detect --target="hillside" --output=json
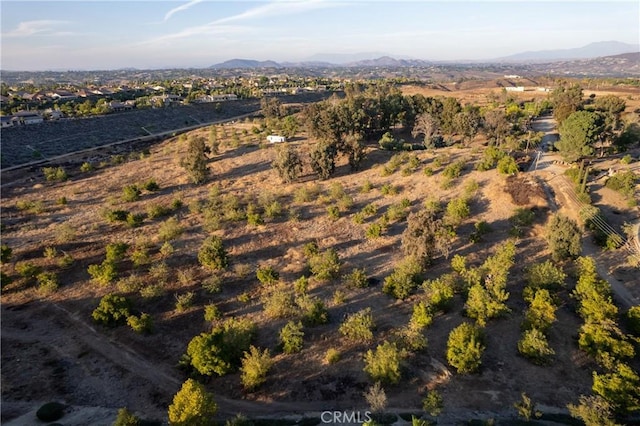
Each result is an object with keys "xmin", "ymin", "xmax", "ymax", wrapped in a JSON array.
[{"xmin": 1, "ymin": 90, "xmax": 639, "ymax": 425}]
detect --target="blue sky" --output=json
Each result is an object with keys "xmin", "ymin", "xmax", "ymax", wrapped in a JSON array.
[{"xmin": 1, "ymin": 0, "xmax": 638, "ymax": 70}]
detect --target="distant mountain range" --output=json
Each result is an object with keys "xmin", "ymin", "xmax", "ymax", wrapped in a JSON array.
[
  {"xmin": 210, "ymin": 41, "xmax": 639, "ymax": 69},
  {"xmin": 495, "ymin": 41, "xmax": 639, "ymax": 62}
]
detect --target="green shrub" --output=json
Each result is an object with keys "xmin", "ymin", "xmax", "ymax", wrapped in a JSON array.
[
  {"xmin": 36, "ymin": 401, "xmax": 65, "ymax": 422},
  {"xmin": 146, "ymin": 203, "xmax": 171, "ymax": 219},
  {"xmin": 0, "ymin": 244, "xmax": 12, "ymax": 264},
  {"xmin": 592, "ymin": 362, "xmax": 640, "ymax": 414},
  {"xmin": 382, "ymin": 256, "xmax": 423, "ymax": 300},
  {"xmin": 546, "ymin": 214, "xmax": 581, "ymax": 261},
  {"xmin": 279, "ymin": 321, "xmax": 304, "ymax": 354},
  {"xmin": 339, "ymin": 308, "xmax": 375, "ymax": 343},
  {"xmin": 394, "ymin": 324, "xmax": 428, "ymax": 352},
  {"xmin": 363, "ymin": 341, "xmax": 402, "ymax": 384},
  {"xmin": 159, "ymin": 241, "xmax": 174, "ymax": 258},
  {"xmin": 42, "ymin": 166, "xmax": 68, "ymax": 182},
  {"xmin": 92, "ymin": 294, "xmax": 131, "ymax": 327},
  {"xmin": 16, "ymin": 261, "xmax": 41, "ymax": 279},
  {"xmin": 380, "ymin": 183, "xmax": 399, "ymax": 196},
  {"xmin": 327, "ymin": 205, "xmax": 340, "ymax": 220},
  {"xmin": 324, "ymin": 348, "xmax": 341, "ymax": 364},
  {"xmin": 256, "ymin": 265, "xmax": 279, "ymax": 285},
  {"xmin": 105, "ymin": 242, "xmax": 129, "ymax": 263},
  {"xmin": 142, "ymin": 179, "xmax": 160, "ymax": 191},
  {"xmin": 37, "ymin": 271, "xmax": 59, "ymax": 294},
  {"xmin": 262, "ymin": 288, "xmax": 298, "ymax": 319},
  {"xmin": 510, "ymin": 208, "xmax": 535, "ymax": 227},
  {"xmin": 308, "ymin": 248, "xmax": 341, "ymax": 280},
  {"xmin": 294, "ymin": 275, "xmax": 309, "ymax": 294},
  {"xmin": 247, "ymin": 212, "xmax": 264, "ymax": 226},
  {"xmin": 175, "ymin": 292, "xmax": 195, "ymax": 312},
  {"xmin": 186, "ymin": 317, "xmax": 256, "ymax": 376},
  {"xmin": 122, "ymin": 184, "xmax": 141, "ymax": 202},
  {"xmin": 525, "ymin": 260, "xmax": 566, "ymax": 290},
  {"xmin": 158, "ymin": 216, "xmax": 184, "ymax": 242},
  {"xmin": 104, "ymin": 209, "xmax": 129, "ymax": 223},
  {"xmin": 302, "ymin": 241, "xmax": 320, "ymax": 258},
  {"xmin": 57, "ymin": 252, "xmax": 74, "ymax": 269},
  {"xmin": 446, "ymin": 322, "xmax": 485, "ymax": 374},
  {"xmin": 410, "ymin": 301, "xmax": 433, "ymax": 330},
  {"xmin": 442, "ymin": 160, "xmax": 465, "ymax": 179},
  {"xmin": 366, "ymin": 222, "xmax": 385, "ymax": 239},
  {"xmin": 263, "ymin": 200, "xmax": 283, "ymax": 219},
  {"xmin": 127, "ymin": 313, "xmax": 153, "ymax": 334},
  {"xmin": 240, "ymin": 346, "xmax": 273, "ymax": 391},
  {"xmin": 523, "ymin": 289, "xmax": 557, "ymax": 331},
  {"xmin": 627, "ymin": 306, "xmax": 640, "ymax": 336},
  {"xmin": 497, "ymin": 155, "xmax": 519, "ymax": 174},
  {"xmin": 204, "ymin": 304, "xmax": 222, "ymax": 322},
  {"xmin": 297, "ymin": 294, "xmax": 329, "ymax": 326},
  {"xmin": 148, "ymin": 261, "xmax": 169, "ymax": 283},
  {"xmin": 198, "ymin": 236, "xmax": 228, "ymax": 271},
  {"xmin": 423, "ymin": 390, "xmax": 444, "ymax": 417},
  {"xmin": 361, "ymin": 180, "xmax": 374, "ymax": 193},
  {"xmin": 518, "ymin": 328, "xmax": 555, "ymax": 365},
  {"xmin": 344, "ymin": 268, "xmax": 369, "ymax": 288},
  {"xmin": 80, "ymin": 162, "xmax": 94, "ymax": 172},
  {"xmin": 56, "ymin": 196, "xmax": 68, "ymax": 205},
  {"xmin": 168, "ymin": 379, "xmax": 217, "ymax": 425},
  {"xmin": 87, "ymin": 261, "xmax": 117, "ymax": 286},
  {"xmin": 332, "ymin": 289, "xmax": 346, "ymax": 305},
  {"xmin": 445, "ymin": 197, "xmax": 470, "ymax": 225},
  {"xmin": 605, "ymin": 170, "xmax": 637, "ymax": 199},
  {"xmin": 113, "ymin": 407, "xmax": 140, "ymax": 426},
  {"xmin": 423, "ymin": 275, "xmax": 456, "ymax": 312},
  {"xmin": 125, "ymin": 212, "xmax": 143, "ymax": 228},
  {"xmin": 130, "ymin": 246, "xmax": 150, "ymax": 268}
]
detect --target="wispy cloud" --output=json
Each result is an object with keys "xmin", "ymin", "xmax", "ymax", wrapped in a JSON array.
[
  {"xmin": 3, "ymin": 20, "xmax": 71, "ymax": 38},
  {"xmin": 163, "ymin": 0, "xmax": 204, "ymax": 22},
  {"xmin": 213, "ymin": 0, "xmax": 338, "ymax": 25},
  {"xmin": 144, "ymin": 0, "xmax": 343, "ymax": 45}
]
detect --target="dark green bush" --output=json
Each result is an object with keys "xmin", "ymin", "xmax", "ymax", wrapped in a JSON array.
[
  {"xmin": 279, "ymin": 321, "xmax": 304, "ymax": 354},
  {"xmin": 339, "ymin": 308, "xmax": 375, "ymax": 343},
  {"xmin": 198, "ymin": 236, "xmax": 228, "ymax": 271},
  {"xmin": 256, "ymin": 265, "xmax": 280, "ymax": 285},
  {"xmin": 92, "ymin": 294, "xmax": 131, "ymax": 327},
  {"xmin": 36, "ymin": 401, "xmax": 65, "ymax": 422}
]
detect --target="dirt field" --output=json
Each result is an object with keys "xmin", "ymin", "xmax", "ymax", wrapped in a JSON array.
[{"xmin": 1, "ymin": 88, "xmax": 639, "ymax": 425}]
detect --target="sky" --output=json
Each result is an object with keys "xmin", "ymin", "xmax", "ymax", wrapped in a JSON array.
[{"xmin": 1, "ymin": 0, "xmax": 638, "ymax": 71}]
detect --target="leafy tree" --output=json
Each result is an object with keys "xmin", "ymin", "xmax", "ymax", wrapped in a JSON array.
[
  {"xmin": 180, "ymin": 136, "xmax": 209, "ymax": 184},
  {"xmin": 440, "ymin": 97, "xmax": 461, "ymax": 136},
  {"xmin": 279, "ymin": 321, "xmax": 304, "ymax": 354},
  {"xmin": 168, "ymin": 379, "xmax": 217, "ymax": 426},
  {"xmin": 412, "ymin": 112, "xmax": 440, "ymax": 148},
  {"xmin": 446, "ymin": 322, "xmax": 485, "ymax": 374},
  {"xmin": 198, "ymin": 236, "xmax": 228, "ymax": 271},
  {"xmin": 465, "ymin": 284, "xmax": 509, "ymax": 326},
  {"xmin": 556, "ymin": 111, "xmax": 604, "ymax": 162},
  {"xmin": 240, "ymin": 346, "xmax": 273, "ymax": 391},
  {"xmin": 483, "ymin": 109, "xmax": 511, "ymax": 146},
  {"xmin": 260, "ymin": 96, "xmax": 283, "ymax": 119},
  {"xmin": 551, "ymin": 84, "xmax": 583, "ymax": 124},
  {"xmin": 309, "ymin": 140, "xmax": 337, "ymax": 180},
  {"xmin": 92, "ymin": 294, "xmax": 131, "ymax": 327},
  {"xmin": 271, "ymin": 144, "xmax": 303, "ymax": 183},
  {"xmin": 497, "ymin": 155, "xmax": 519, "ymax": 175},
  {"xmin": 546, "ymin": 214, "xmax": 581, "ymax": 261},
  {"xmin": 185, "ymin": 317, "xmax": 256, "ymax": 376},
  {"xmin": 525, "ymin": 261, "xmax": 566, "ymax": 290},
  {"xmin": 363, "ymin": 341, "xmax": 402, "ymax": 384},
  {"xmin": 455, "ymin": 106, "xmax": 482, "ymax": 144},
  {"xmin": 343, "ymin": 132, "xmax": 367, "ymax": 171}
]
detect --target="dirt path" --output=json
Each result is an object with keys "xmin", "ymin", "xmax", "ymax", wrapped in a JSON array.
[{"xmin": 527, "ymin": 118, "xmax": 639, "ymax": 310}]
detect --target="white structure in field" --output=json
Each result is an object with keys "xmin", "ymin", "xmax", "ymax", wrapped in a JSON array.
[{"xmin": 267, "ymin": 135, "xmax": 286, "ymax": 143}]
